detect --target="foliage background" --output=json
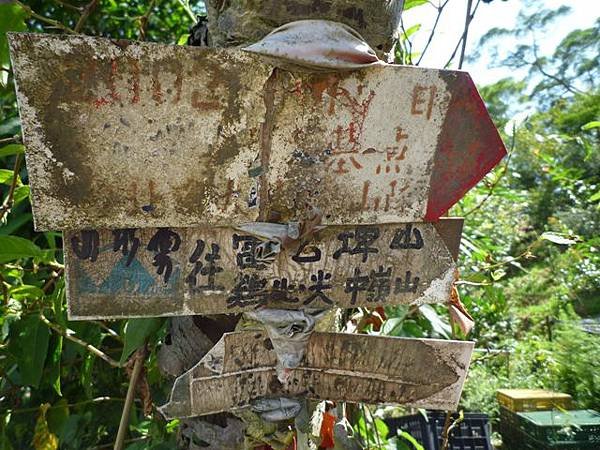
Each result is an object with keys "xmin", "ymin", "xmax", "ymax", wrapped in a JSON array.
[{"xmin": 0, "ymin": 0, "xmax": 598, "ymax": 449}]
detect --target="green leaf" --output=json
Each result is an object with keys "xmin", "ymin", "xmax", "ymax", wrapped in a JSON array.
[
  {"xmin": 541, "ymin": 232, "xmax": 578, "ymax": 246},
  {"xmin": 381, "ymin": 317, "xmax": 404, "ymax": 336},
  {"xmin": 0, "ymin": 236, "xmax": 43, "ymax": 263},
  {"xmin": 396, "ymin": 430, "xmax": 425, "ymax": 450},
  {"xmin": 0, "ymin": 169, "xmax": 17, "ymax": 185},
  {"xmin": 373, "ymin": 418, "xmax": 389, "ymax": 440},
  {"xmin": 12, "ymin": 185, "xmax": 30, "ymax": 206},
  {"xmin": 48, "ymin": 335, "xmax": 63, "ymax": 396},
  {"xmin": 10, "ymin": 315, "xmax": 50, "ymax": 388},
  {"xmin": 32, "ymin": 403, "xmax": 58, "ymax": 450},
  {"xmin": 581, "ymin": 120, "xmax": 600, "ymax": 130},
  {"xmin": 46, "ymin": 399, "xmax": 69, "ymax": 438},
  {"xmin": 176, "ymin": 34, "xmax": 188, "ymax": 45},
  {"xmin": 9, "ymin": 284, "xmax": 45, "ymax": 300},
  {"xmin": 0, "ymin": 117, "xmax": 21, "ymax": 137},
  {"xmin": 1, "ymin": 298, "xmax": 22, "ymax": 341},
  {"xmin": 120, "ymin": 318, "xmax": 163, "ymax": 363},
  {"xmin": 0, "ymin": 3, "xmax": 28, "ymax": 86},
  {"xmin": 0, "ymin": 212, "xmax": 32, "ymax": 235},
  {"xmin": 401, "ymin": 23, "xmax": 422, "ymax": 40},
  {"xmin": 403, "ymin": 0, "xmax": 428, "ymax": 11},
  {"xmin": 165, "ymin": 419, "xmax": 180, "ymax": 433},
  {"xmin": 0, "ymin": 144, "xmax": 24, "ymax": 157},
  {"xmin": 419, "ymin": 305, "xmax": 451, "ymax": 338},
  {"xmin": 589, "ymin": 190, "xmax": 600, "ymax": 203}
]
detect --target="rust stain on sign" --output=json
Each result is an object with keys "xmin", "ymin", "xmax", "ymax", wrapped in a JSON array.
[
  {"xmin": 9, "ymin": 33, "xmax": 505, "ymax": 230},
  {"xmin": 64, "ymin": 219, "xmax": 462, "ymax": 319},
  {"xmin": 159, "ymin": 331, "xmax": 474, "ymax": 418}
]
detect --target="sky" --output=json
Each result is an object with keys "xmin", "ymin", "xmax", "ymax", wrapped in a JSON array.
[{"xmin": 402, "ymin": 0, "xmax": 600, "ymax": 86}]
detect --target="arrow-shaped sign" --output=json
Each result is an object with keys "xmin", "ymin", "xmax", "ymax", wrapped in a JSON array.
[
  {"xmin": 64, "ymin": 219, "xmax": 462, "ymax": 319},
  {"xmin": 10, "ymin": 33, "xmax": 505, "ymax": 231},
  {"xmin": 159, "ymin": 331, "xmax": 474, "ymax": 418}
]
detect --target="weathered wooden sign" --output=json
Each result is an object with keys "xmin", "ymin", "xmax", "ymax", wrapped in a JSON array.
[
  {"xmin": 9, "ymin": 33, "xmax": 506, "ymax": 231},
  {"xmin": 65, "ymin": 219, "xmax": 462, "ymax": 319},
  {"xmin": 159, "ymin": 331, "xmax": 474, "ymax": 418}
]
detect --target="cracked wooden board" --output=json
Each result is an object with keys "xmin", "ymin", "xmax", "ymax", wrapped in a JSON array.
[
  {"xmin": 64, "ymin": 219, "xmax": 462, "ymax": 319},
  {"xmin": 159, "ymin": 331, "xmax": 474, "ymax": 418},
  {"xmin": 9, "ymin": 33, "xmax": 505, "ymax": 230}
]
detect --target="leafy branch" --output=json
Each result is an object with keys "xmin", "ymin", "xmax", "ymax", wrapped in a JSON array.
[
  {"xmin": 39, "ymin": 312, "xmax": 123, "ymax": 368},
  {"xmin": 14, "ymin": 1, "xmax": 75, "ymax": 33}
]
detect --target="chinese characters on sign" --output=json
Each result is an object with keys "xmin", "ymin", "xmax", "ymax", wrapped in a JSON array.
[
  {"xmin": 65, "ymin": 221, "xmax": 461, "ymax": 318},
  {"xmin": 10, "ymin": 33, "xmax": 505, "ymax": 231},
  {"xmin": 159, "ymin": 331, "xmax": 475, "ymax": 418},
  {"xmin": 7, "ymin": 29, "xmax": 508, "ymax": 417}
]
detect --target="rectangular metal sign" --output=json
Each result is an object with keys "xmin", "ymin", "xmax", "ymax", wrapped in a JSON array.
[
  {"xmin": 159, "ymin": 331, "xmax": 474, "ymax": 418},
  {"xmin": 65, "ymin": 219, "xmax": 462, "ymax": 319},
  {"xmin": 9, "ymin": 33, "xmax": 505, "ymax": 231}
]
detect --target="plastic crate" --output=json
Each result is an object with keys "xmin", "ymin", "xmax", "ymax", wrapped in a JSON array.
[
  {"xmin": 386, "ymin": 411, "xmax": 492, "ymax": 450},
  {"xmin": 517, "ymin": 410, "xmax": 600, "ymax": 447},
  {"xmin": 496, "ymin": 389, "xmax": 573, "ymax": 412},
  {"xmin": 498, "ymin": 407, "xmax": 600, "ymax": 449},
  {"xmin": 497, "ymin": 419, "xmax": 600, "ymax": 450}
]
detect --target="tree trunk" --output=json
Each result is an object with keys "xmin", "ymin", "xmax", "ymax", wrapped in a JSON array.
[{"xmin": 157, "ymin": 2, "xmax": 404, "ymax": 448}]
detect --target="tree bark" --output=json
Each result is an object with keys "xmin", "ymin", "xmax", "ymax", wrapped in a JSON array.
[{"xmin": 158, "ymin": 2, "xmax": 404, "ymax": 448}]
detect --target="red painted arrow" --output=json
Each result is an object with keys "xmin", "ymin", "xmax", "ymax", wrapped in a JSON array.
[{"xmin": 425, "ymin": 71, "xmax": 506, "ymax": 220}]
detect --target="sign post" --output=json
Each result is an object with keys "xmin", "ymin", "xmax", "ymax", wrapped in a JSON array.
[
  {"xmin": 10, "ymin": 33, "xmax": 505, "ymax": 230},
  {"xmin": 9, "ymin": 31, "xmax": 506, "ymax": 418},
  {"xmin": 64, "ymin": 220, "xmax": 462, "ymax": 318}
]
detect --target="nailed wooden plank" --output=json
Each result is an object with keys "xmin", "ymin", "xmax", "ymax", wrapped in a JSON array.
[
  {"xmin": 9, "ymin": 33, "xmax": 505, "ymax": 230},
  {"xmin": 159, "ymin": 331, "xmax": 474, "ymax": 418},
  {"xmin": 64, "ymin": 220, "xmax": 461, "ymax": 319}
]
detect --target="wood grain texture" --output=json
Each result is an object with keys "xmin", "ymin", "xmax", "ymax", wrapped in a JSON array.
[
  {"xmin": 64, "ymin": 221, "xmax": 461, "ymax": 318},
  {"xmin": 9, "ymin": 33, "xmax": 505, "ymax": 230},
  {"xmin": 160, "ymin": 331, "xmax": 474, "ymax": 418}
]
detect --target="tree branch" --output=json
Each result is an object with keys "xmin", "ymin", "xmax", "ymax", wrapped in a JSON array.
[
  {"xmin": 53, "ymin": 0, "xmax": 81, "ymax": 12},
  {"xmin": 74, "ymin": 0, "xmax": 100, "ymax": 33},
  {"xmin": 0, "ymin": 136, "xmax": 21, "ymax": 146},
  {"xmin": 445, "ymin": 0, "xmax": 481, "ymax": 68},
  {"xmin": 398, "ymin": 15, "xmax": 414, "ymax": 65},
  {"xmin": 137, "ymin": 0, "xmax": 157, "ymax": 40},
  {"xmin": 114, "ymin": 347, "xmax": 146, "ymax": 450},
  {"xmin": 530, "ymin": 45, "xmax": 583, "ymax": 95},
  {"xmin": 458, "ymin": 0, "xmax": 474, "ymax": 69},
  {"xmin": 15, "ymin": 1, "xmax": 76, "ymax": 33},
  {"xmin": 4, "ymin": 396, "xmax": 126, "ymax": 416},
  {"xmin": 0, "ymin": 153, "xmax": 23, "ymax": 223},
  {"xmin": 416, "ymin": 0, "xmax": 451, "ymax": 66},
  {"xmin": 176, "ymin": 0, "xmax": 198, "ymax": 24},
  {"xmin": 39, "ymin": 312, "xmax": 123, "ymax": 368}
]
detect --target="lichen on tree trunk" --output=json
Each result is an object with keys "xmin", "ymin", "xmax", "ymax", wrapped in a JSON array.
[{"xmin": 206, "ymin": 0, "xmax": 404, "ymax": 54}]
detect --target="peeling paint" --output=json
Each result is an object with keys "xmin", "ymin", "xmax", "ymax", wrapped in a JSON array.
[
  {"xmin": 9, "ymin": 33, "xmax": 505, "ymax": 231},
  {"xmin": 64, "ymin": 220, "xmax": 461, "ymax": 319},
  {"xmin": 159, "ymin": 331, "xmax": 474, "ymax": 418}
]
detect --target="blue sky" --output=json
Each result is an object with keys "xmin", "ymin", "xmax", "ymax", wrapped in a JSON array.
[{"xmin": 403, "ymin": 0, "xmax": 599, "ymax": 86}]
